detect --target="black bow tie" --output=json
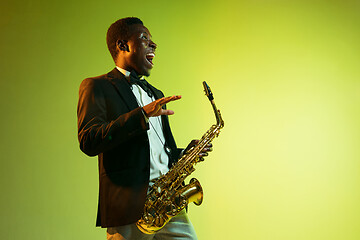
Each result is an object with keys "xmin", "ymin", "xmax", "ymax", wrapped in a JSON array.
[{"xmin": 129, "ymin": 71, "xmax": 153, "ymax": 98}]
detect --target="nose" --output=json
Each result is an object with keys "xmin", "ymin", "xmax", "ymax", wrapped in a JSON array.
[{"xmin": 149, "ymin": 40, "xmax": 157, "ymax": 50}]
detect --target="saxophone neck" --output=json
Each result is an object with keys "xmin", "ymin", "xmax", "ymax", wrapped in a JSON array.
[
  {"xmin": 203, "ymin": 81, "xmax": 224, "ymax": 129},
  {"xmin": 210, "ymin": 100, "xmax": 224, "ymax": 129}
]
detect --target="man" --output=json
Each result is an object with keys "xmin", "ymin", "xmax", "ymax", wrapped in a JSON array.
[{"xmin": 77, "ymin": 17, "xmax": 211, "ymax": 240}]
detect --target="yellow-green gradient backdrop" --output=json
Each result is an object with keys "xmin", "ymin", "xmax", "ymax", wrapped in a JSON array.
[{"xmin": 1, "ymin": 0, "xmax": 359, "ymax": 239}]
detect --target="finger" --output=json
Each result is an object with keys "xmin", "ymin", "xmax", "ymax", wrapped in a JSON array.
[
  {"xmin": 159, "ymin": 95, "xmax": 182, "ymax": 105},
  {"xmin": 156, "ymin": 109, "xmax": 174, "ymax": 116},
  {"xmin": 202, "ymin": 147, "xmax": 213, "ymax": 152},
  {"xmin": 157, "ymin": 97, "xmax": 169, "ymax": 105},
  {"xmin": 161, "ymin": 95, "xmax": 180, "ymax": 104}
]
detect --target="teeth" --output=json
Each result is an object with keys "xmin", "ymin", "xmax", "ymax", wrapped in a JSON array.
[
  {"xmin": 146, "ymin": 53, "xmax": 155, "ymax": 65},
  {"xmin": 146, "ymin": 53, "xmax": 155, "ymax": 58}
]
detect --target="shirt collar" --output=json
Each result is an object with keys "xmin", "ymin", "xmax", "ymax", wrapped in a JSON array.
[
  {"xmin": 116, "ymin": 66, "xmax": 131, "ymax": 79},
  {"xmin": 116, "ymin": 66, "xmax": 146, "ymax": 81}
]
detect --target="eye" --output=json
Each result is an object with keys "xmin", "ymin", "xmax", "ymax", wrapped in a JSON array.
[{"xmin": 141, "ymin": 35, "xmax": 148, "ymax": 40}]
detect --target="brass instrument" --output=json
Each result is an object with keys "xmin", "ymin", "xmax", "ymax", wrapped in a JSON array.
[{"xmin": 136, "ymin": 81, "xmax": 224, "ymax": 234}]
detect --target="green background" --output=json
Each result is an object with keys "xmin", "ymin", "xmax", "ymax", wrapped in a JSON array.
[{"xmin": 1, "ymin": 0, "xmax": 359, "ymax": 239}]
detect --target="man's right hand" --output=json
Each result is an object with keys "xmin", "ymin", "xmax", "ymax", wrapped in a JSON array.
[{"xmin": 142, "ymin": 95, "xmax": 182, "ymax": 117}]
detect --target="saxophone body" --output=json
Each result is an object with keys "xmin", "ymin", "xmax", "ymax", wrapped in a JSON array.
[{"xmin": 136, "ymin": 82, "xmax": 224, "ymax": 234}]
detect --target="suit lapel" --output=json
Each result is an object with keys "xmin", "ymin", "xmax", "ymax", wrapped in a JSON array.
[
  {"xmin": 107, "ymin": 68, "xmax": 139, "ymax": 111},
  {"xmin": 147, "ymin": 83, "xmax": 163, "ymax": 100}
]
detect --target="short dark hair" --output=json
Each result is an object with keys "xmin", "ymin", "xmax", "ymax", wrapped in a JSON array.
[{"xmin": 106, "ymin": 17, "xmax": 144, "ymax": 61}]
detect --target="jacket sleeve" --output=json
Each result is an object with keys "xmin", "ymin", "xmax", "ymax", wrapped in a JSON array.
[{"xmin": 77, "ymin": 78, "xmax": 149, "ymax": 157}]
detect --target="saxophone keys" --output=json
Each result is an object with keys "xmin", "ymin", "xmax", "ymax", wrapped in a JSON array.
[{"xmin": 165, "ymin": 203, "xmax": 178, "ymax": 216}]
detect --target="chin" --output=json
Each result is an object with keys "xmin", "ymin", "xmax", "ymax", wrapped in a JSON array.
[{"xmin": 139, "ymin": 68, "xmax": 151, "ymax": 77}]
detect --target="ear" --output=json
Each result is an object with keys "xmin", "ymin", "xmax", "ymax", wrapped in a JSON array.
[{"xmin": 116, "ymin": 39, "xmax": 129, "ymax": 52}]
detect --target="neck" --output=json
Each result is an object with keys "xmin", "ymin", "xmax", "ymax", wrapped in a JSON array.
[{"xmin": 116, "ymin": 66, "xmax": 130, "ymax": 77}]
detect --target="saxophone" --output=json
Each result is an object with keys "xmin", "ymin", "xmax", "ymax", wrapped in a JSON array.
[{"xmin": 136, "ymin": 81, "xmax": 224, "ymax": 234}]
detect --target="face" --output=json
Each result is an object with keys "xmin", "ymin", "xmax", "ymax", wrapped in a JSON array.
[{"xmin": 121, "ymin": 24, "xmax": 157, "ymax": 77}]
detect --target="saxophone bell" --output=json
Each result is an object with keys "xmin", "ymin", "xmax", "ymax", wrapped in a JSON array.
[{"xmin": 177, "ymin": 178, "xmax": 203, "ymax": 206}]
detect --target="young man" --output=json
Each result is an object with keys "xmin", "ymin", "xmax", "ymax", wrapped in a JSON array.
[{"xmin": 77, "ymin": 17, "xmax": 212, "ymax": 240}]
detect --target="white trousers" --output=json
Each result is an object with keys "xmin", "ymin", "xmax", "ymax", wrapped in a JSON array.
[{"xmin": 106, "ymin": 210, "xmax": 197, "ymax": 240}]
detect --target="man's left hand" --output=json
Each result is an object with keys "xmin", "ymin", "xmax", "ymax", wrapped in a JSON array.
[{"xmin": 185, "ymin": 140, "xmax": 213, "ymax": 160}]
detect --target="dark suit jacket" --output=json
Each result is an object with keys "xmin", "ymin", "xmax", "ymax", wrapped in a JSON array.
[{"xmin": 77, "ymin": 68, "xmax": 181, "ymax": 227}]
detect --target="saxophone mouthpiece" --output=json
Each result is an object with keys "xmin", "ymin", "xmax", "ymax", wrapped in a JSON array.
[{"xmin": 203, "ymin": 81, "xmax": 214, "ymax": 101}]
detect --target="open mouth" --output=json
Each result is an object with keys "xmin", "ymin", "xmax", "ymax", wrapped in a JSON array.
[{"xmin": 146, "ymin": 53, "xmax": 155, "ymax": 65}]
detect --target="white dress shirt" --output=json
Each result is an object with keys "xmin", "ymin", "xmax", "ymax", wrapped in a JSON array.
[{"xmin": 116, "ymin": 67, "xmax": 169, "ymax": 182}]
